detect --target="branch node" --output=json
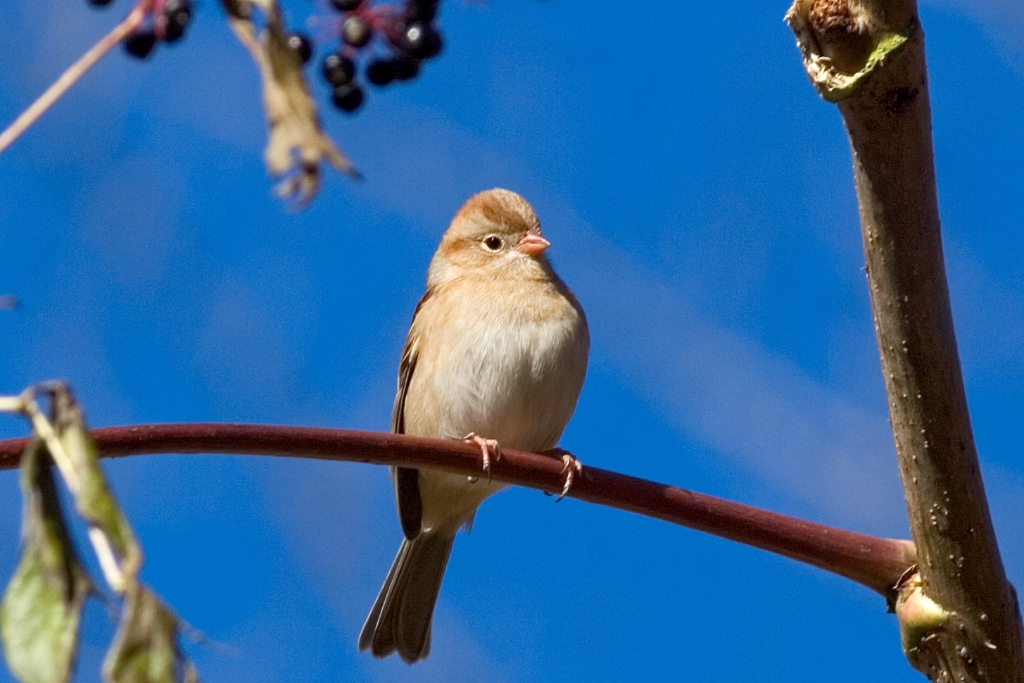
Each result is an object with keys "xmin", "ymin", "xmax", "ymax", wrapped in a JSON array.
[
  {"xmin": 785, "ymin": 0, "xmax": 915, "ymax": 102},
  {"xmin": 896, "ymin": 570, "xmax": 951, "ymax": 656}
]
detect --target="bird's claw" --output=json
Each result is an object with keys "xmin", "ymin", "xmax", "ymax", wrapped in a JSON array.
[
  {"xmin": 556, "ymin": 453, "xmax": 583, "ymax": 502},
  {"xmin": 464, "ymin": 433, "xmax": 501, "ymax": 482}
]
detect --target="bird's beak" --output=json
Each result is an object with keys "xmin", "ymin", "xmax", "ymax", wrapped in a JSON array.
[{"xmin": 517, "ymin": 231, "xmax": 550, "ymax": 256}]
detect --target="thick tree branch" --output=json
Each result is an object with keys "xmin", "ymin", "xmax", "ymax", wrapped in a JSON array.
[
  {"xmin": 787, "ymin": 0, "xmax": 1024, "ymax": 679},
  {"xmin": 0, "ymin": 423, "xmax": 915, "ymax": 599}
]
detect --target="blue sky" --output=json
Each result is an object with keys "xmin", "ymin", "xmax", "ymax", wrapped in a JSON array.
[{"xmin": 1, "ymin": 0, "xmax": 1023, "ymax": 681}]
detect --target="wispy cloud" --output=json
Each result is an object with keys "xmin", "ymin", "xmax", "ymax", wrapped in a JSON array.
[
  {"xmin": 924, "ymin": 0, "xmax": 1024, "ymax": 77},
  {"xmin": 336, "ymin": 103, "xmax": 907, "ymax": 534},
  {"xmin": 556, "ymin": 223, "xmax": 906, "ymax": 535}
]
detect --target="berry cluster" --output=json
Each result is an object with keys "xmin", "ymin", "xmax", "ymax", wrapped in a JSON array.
[
  {"xmin": 84, "ymin": 0, "xmax": 196, "ymax": 59},
  {"xmin": 87, "ymin": 0, "xmax": 442, "ymax": 114},
  {"xmin": 317, "ymin": 0, "xmax": 444, "ymax": 113},
  {"xmin": 86, "ymin": 0, "xmax": 194, "ymax": 56},
  {"xmin": 87, "ymin": 0, "xmax": 193, "ymax": 58}
]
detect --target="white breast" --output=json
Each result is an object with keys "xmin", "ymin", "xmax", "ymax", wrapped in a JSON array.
[{"xmin": 405, "ymin": 276, "xmax": 589, "ymax": 454}]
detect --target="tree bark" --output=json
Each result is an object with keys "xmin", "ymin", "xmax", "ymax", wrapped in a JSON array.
[{"xmin": 786, "ymin": 0, "xmax": 1024, "ymax": 679}]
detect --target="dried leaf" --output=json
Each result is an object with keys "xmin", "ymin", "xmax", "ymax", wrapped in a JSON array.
[
  {"xmin": 102, "ymin": 584, "xmax": 194, "ymax": 683},
  {"xmin": 222, "ymin": 0, "xmax": 357, "ymax": 206},
  {"xmin": 50, "ymin": 387, "xmax": 140, "ymax": 578},
  {"xmin": 0, "ymin": 439, "xmax": 92, "ymax": 683}
]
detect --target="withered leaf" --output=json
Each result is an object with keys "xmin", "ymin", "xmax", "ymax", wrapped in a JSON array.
[
  {"xmin": 50, "ymin": 386, "xmax": 141, "ymax": 578},
  {"xmin": 222, "ymin": 0, "xmax": 357, "ymax": 206},
  {"xmin": 0, "ymin": 438, "xmax": 92, "ymax": 683},
  {"xmin": 102, "ymin": 584, "xmax": 196, "ymax": 683}
]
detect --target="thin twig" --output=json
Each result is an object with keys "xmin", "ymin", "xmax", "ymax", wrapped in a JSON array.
[
  {"xmin": 0, "ymin": 2, "xmax": 150, "ymax": 156},
  {"xmin": 0, "ymin": 423, "xmax": 918, "ymax": 598},
  {"xmin": 0, "ymin": 395, "xmax": 24, "ymax": 412}
]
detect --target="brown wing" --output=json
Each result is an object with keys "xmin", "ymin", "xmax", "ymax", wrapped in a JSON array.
[
  {"xmin": 391, "ymin": 292, "xmax": 431, "ymax": 540},
  {"xmin": 390, "ymin": 336, "xmax": 417, "ymax": 435}
]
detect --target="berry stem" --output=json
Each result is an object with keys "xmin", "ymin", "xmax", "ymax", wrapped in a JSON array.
[
  {"xmin": 359, "ymin": 4, "xmax": 402, "ymax": 44},
  {"xmin": 0, "ymin": 0, "xmax": 152, "ymax": 156}
]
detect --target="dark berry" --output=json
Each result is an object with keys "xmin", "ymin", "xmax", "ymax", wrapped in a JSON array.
[
  {"xmin": 87, "ymin": 0, "xmax": 115, "ymax": 8},
  {"xmin": 321, "ymin": 53, "xmax": 354, "ymax": 85},
  {"xmin": 164, "ymin": 0, "xmax": 192, "ymax": 19},
  {"xmin": 332, "ymin": 83, "xmax": 365, "ymax": 113},
  {"xmin": 330, "ymin": 0, "xmax": 362, "ymax": 11},
  {"xmin": 406, "ymin": 0, "xmax": 438, "ymax": 23},
  {"xmin": 164, "ymin": 21, "xmax": 185, "ymax": 42},
  {"xmin": 286, "ymin": 32, "xmax": 313, "ymax": 64},
  {"xmin": 403, "ymin": 23, "xmax": 442, "ymax": 59},
  {"xmin": 124, "ymin": 30, "xmax": 157, "ymax": 59},
  {"xmin": 342, "ymin": 15, "xmax": 371, "ymax": 48},
  {"xmin": 392, "ymin": 56, "xmax": 420, "ymax": 82},
  {"xmin": 162, "ymin": 0, "xmax": 192, "ymax": 43},
  {"xmin": 366, "ymin": 59, "xmax": 396, "ymax": 86}
]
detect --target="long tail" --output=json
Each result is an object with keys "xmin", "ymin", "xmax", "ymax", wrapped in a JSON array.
[{"xmin": 358, "ymin": 532, "xmax": 456, "ymax": 663}]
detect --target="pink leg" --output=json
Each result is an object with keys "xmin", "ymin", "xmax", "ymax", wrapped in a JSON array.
[
  {"xmin": 558, "ymin": 453, "xmax": 583, "ymax": 502},
  {"xmin": 538, "ymin": 448, "xmax": 584, "ymax": 501},
  {"xmin": 463, "ymin": 433, "xmax": 501, "ymax": 481}
]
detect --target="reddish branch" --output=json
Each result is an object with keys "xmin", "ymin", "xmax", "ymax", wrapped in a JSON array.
[{"xmin": 0, "ymin": 423, "xmax": 915, "ymax": 598}]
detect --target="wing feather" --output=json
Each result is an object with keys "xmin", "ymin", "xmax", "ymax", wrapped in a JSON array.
[{"xmin": 390, "ymin": 292, "xmax": 431, "ymax": 539}]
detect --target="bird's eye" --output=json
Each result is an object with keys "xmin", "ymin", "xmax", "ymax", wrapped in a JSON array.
[{"xmin": 483, "ymin": 236, "xmax": 503, "ymax": 251}]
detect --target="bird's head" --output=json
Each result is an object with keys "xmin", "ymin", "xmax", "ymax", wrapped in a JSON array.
[{"xmin": 428, "ymin": 189, "xmax": 553, "ymax": 287}]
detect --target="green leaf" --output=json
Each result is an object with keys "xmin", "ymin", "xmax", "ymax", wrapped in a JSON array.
[
  {"xmin": 1, "ymin": 439, "xmax": 92, "ymax": 683},
  {"xmin": 103, "ymin": 585, "xmax": 195, "ymax": 683},
  {"xmin": 51, "ymin": 387, "xmax": 140, "ymax": 574}
]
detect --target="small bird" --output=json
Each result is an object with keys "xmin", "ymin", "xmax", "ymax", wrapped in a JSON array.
[{"xmin": 358, "ymin": 188, "xmax": 590, "ymax": 663}]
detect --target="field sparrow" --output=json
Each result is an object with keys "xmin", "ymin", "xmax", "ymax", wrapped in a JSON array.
[{"xmin": 358, "ymin": 188, "xmax": 590, "ymax": 663}]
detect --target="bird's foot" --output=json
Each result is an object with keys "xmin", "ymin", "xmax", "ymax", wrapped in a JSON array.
[
  {"xmin": 537, "ymin": 448, "xmax": 582, "ymax": 501},
  {"xmin": 557, "ymin": 453, "xmax": 583, "ymax": 502},
  {"xmin": 463, "ymin": 433, "xmax": 501, "ymax": 481}
]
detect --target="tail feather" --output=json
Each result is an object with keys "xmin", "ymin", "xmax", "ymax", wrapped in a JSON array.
[{"xmin": 358, "ymin": 532, "xmax": 455, "ymax": 663}]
